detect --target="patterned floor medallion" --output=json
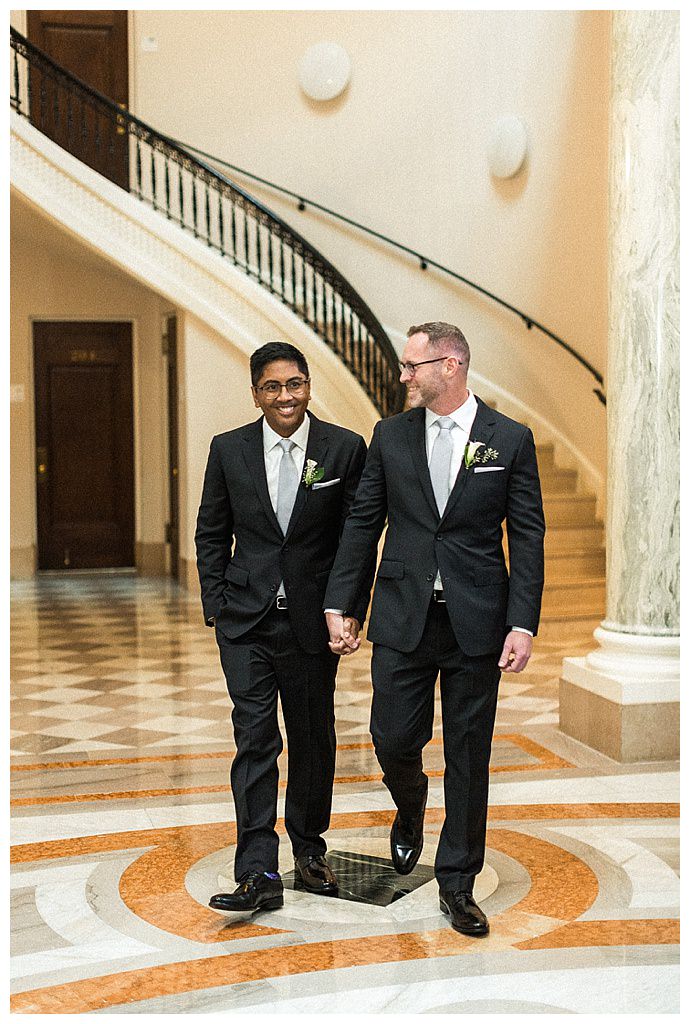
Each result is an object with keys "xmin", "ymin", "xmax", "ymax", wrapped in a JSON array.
[{"xmin": 10, "ymin": 577, "xmax": 679, "ymax": 1014}]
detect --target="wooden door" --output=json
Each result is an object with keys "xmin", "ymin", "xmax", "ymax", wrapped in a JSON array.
[
  {"xmin": 165, "ymin": 316, "xmax": 180, "ymax": 580},
  {"xmin": 34, "ymin": 322, "xmax": 135, "ymax": 570},
  {"xmin": 27, "ymin": 10, "xmax": 129, "ymax": 190}
]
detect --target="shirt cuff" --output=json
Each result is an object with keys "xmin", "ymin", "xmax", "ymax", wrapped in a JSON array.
[
  {"xmin": 511, "ymin": 626, "xmax": 533, "ymax": 636},
  {"xmin": 324, "ymin": 609, "xmax": 345, "ymax": 615}
]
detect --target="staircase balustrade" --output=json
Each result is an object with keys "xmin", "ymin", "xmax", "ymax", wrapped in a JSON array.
[{"xmin": 10, "ymin": 27, "xmax": 404, "ymax": 418}]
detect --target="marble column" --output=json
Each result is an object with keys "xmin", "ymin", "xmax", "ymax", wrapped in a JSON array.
[{"xmin": 560, "ymin": 10, "xmax": 679, "ymax": 762}]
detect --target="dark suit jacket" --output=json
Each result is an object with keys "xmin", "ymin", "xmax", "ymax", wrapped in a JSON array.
[
  {"xmin": 195, "ymin": 411, "xmax": 371, "ymax": 655},
  {"xmin": 324, "ymin": 397, "xmax": 545, "ymax": 656}
]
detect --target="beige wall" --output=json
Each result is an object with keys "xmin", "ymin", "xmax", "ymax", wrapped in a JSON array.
[
  {"xmin": 11, "ymin": 9, "xmax": 612, "ymax": 581},
  {"xmin": 128, "ymin": 9, "xmax": 610, "ymax": 478},
  {"xmin": 10, "ymin": 192, "xmax": 170, "ymax": 576}
]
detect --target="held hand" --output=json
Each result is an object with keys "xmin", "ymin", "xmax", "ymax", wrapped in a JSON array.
[
  {"xmin": 325, "ymin": 612, "xmax": 361, "ymax": 656},
  {"xmin": 498, "ymin": 630, "xmax": 533, "ymax": 673},
  {"xmin": 342, "ymin": 617, "xmax": 361, "ymax": 649}
]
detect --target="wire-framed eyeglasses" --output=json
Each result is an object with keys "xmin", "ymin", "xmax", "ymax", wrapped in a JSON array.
[
  {"xmin": 253, "ymin": 377, "xmax": 311, "ymax": 396},
  {"xmin": 398, "ymin": 356, "xmax": 462, "ymax": 376}
]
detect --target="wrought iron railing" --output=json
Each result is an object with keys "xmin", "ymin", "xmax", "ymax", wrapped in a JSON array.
[
  {"xmin": 174, "ymin": 139, "xmax": 608, "ymax": 407},
  {"xmin": 10, "ymin": 27, "xmax": 404, "ymax": 418}
]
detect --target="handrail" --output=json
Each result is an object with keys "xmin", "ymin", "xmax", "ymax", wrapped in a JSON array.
[
  {"xmin": 9, "ymin": 27, "xmax": 405, "ymax": 418},
  {"xmin": 168, "ymin": 139, "xmax": 607, "ymax": 406}
]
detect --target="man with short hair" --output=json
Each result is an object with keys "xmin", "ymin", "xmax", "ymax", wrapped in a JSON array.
[
  {"xmin": 196, "ymin": 341, "xmax": 370, "ymax": 915},
  {"xmin": 325, "ymin": 322, "xmax": 545, "ymax": 936}
]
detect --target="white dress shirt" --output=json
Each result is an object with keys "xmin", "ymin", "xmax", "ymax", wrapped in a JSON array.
[
  {"xmin": 263, "ymin": 415, "xmax": 310, "ymax": 599},
  {"xmin": 427, "ymin": 392, "xmax": 477, "ymax": 591},
  {"xmin": 263, "ymin": 415, "xmax": 310, "ymax": 510},
  {"xmin": 425, "ymin": 390, "xmax": 478, "ymax": 487}
]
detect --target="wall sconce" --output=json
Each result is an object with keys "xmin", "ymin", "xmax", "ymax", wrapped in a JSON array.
[
  {"xmin": 298, "ymin": 42, "xmax": 351, "ymax": 102},
  {"xmin": 487, "ymin": 116, "xmax": 529, "ymax": 179}
]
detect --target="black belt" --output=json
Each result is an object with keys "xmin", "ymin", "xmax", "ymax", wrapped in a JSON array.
[
  {"xmin": 276, "ymin": 595, "xmax": 288, "ymax": 610},
  {"xmin": 432, "ymin": 589, "xmax": 446, "ymax": 604}
]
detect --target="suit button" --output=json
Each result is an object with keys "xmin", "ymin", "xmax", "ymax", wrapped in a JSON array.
[
  {"xmin": 270, "ymin": 585, "xmax": 277, "ymax": 592},
  {"xmin": 426, "ymin": 574, "xmax": 434, "ymax": 582},
  {"xmin": 436, "ymin": 534, "xmax": 443, "ymax": 541}
]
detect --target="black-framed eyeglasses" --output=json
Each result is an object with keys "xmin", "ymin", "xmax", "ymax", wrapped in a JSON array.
[
  {"xmin": 398, "ymin": 356, "xmax": 462, "ymax": 376},
  {"xmin": 253, "ymin": 377, "xmax": 311, "ymax": 396}
]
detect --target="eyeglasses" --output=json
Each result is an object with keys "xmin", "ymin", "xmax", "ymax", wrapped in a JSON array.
[
  {"xmin": 253, "ymin": 377, "xmax": 311, "ymax": 396},
  {"xmin": 398, "ymin": 356, "xmax": 461, "ymax": 376}
]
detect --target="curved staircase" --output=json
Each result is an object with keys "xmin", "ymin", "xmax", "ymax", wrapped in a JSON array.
[
  {"xmin": 536, "ymin": 443, "xmax": 605, "ymax": 637},
  {"xmin": 10, "ymin": 27, "xmax": 606, "ymax": 632}
]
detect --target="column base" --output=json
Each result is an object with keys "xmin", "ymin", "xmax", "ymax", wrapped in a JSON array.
[{"xmin": 560, "ymin": 626, "xmax": 679, "ymax": 762}]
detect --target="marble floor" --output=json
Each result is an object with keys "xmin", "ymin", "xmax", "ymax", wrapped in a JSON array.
[{"xmin": 10, "ymin": 576, "xmax": 679, "ymax": 1014}]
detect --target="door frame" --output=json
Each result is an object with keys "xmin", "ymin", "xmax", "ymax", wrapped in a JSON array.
[
  {"xmin": 164, "ymin": 314, "xmax": 180, "ymax": 580},
  {"xmin": 30, "ymin": 316, "xmax": 141, "ymax": 571}
]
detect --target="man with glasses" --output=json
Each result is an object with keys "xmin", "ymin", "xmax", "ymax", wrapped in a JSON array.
[
  {"xmin": 325, "ymin": 322, "xmax": 545, "ymax": 936},
  {"xmin": 196, "ymin": 341, "xmax": 371, "ymax": 916}
]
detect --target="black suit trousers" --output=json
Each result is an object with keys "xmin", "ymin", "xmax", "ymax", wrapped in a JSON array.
[
  {"xmin": 215, "ymin": 606, "xmax": 338, "ymax": 879},
  {"xmin": 370, "ymin": 600, "xmax": 500, "ymax": 891}
]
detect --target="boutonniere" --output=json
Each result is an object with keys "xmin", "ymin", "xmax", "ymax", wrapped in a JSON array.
[
  {"xmin": 302, "ymin": 459, "xmax": 325, "ymax": 488},
  {"xmin": 464, "ymin": 441, "xmax": 499, "ymax": 469}
]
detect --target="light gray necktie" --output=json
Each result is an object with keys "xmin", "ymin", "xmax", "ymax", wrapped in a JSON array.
[
  {"xmin": 429, "ymin": 417, "xmax": 455, "ymax": 516},
  {"xmin": 276, "ymin": 439, "xmax": 299, "ymax": 534}
]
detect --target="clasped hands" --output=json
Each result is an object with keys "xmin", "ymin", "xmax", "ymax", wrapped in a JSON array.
[{"xmin": 325, "ymin": 612, "xmax": 361, "ymax": 656}]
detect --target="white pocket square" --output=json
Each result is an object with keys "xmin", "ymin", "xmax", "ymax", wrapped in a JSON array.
[
  {"xmin": 312, "ymin": 478, "xmax": 341, "ymax": 489},
  {"xmin": 474, "ymin": 466, "xmax": 505, "ymax": 473}
]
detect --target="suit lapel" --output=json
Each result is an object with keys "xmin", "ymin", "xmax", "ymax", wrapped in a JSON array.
[
  {"xmin": 284, "ymin": 412, "xmax": 329, "ymax": 539},
  {"xmin": 405, "ymin": 408, "xmax": 439, "ymax": 520},
  {"xmin": 241, "ymin": 418, "xmax": 283, "ymax": 538},
  {"xmin": 439, "ymin": 397, "xmax": 497, "ymax": 525}
]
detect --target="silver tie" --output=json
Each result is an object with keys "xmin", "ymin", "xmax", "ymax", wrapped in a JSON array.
[
  {"xmin": 429, "ymin": 417, "xmax": 455, "ymax": 516},
  {"xmin": 276, "ymin": 439, "xmax": 299, "ymax": 534}
]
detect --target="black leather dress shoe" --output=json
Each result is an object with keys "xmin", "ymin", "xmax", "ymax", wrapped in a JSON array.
[
  {"xmin": 390, "ymin": 798, "xmax": 426, "ymax": 875},
  {"xmin": 439, "ymin": 890, "xmax": 489, "ymax": 936},
  {"xmin": 209, "ymin": 872, "xmax": 283, "ymax": 914},
  {"xmin": 294, "ymin": 854, "xmax": 339, "ymax": 895}
]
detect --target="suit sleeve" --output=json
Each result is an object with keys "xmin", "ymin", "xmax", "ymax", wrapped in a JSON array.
[
  {"xmin": 326, "ymin": 421, "xmax": 388, "ymax": 620},
  {"xmin": 338, "ymin": 434, "xmax": 378, "ymax": 625},
  {"xmin": 505, "ymin": 427, "xmax": 546, "ymax": 635},
  {"xmin": 194, "ymin": 437, "xmax": 234, "ymax": 626}
]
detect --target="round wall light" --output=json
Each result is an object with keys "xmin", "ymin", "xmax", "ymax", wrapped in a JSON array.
[
  {"xmin": 487, "ymin": 116, "xmax": 529, "ymax": 179},
  {"xmin": 298, "ymin": 42, "xmax": 351, "ymax": 102}
]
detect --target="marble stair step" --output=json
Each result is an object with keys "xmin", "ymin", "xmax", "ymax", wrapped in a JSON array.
[
  {"xmin": 536, "ymin": 615, "xmax": 600, "ymax": 640},
  {"xmin": 544, "ymin": 548, "xmax": 606, "ymax": 577},
  {"xmin": 535, "ymin": 443, "xmax": 556, "ymax": 471},
  {"xmin": 539, "ymin": 468, "xmax": 579, "ymax": 494},
  {"xmin": 544, "ymin": 523, "xmax": 605, "ymax": 552},
  {"xmin": 504, "ymin": 527, "xmax": 605, "ymax": 562},
  {"xmin": 541, "ymin": 577, "xmax": 606, "ymax": 615},
  {"xmin": 542, "ymin": 493, "xmax": 598, "ymax": 526}
]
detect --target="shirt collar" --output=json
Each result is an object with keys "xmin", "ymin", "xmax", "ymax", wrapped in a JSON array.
[
  {"xmin": 425, "ymin": 390, "xmax": 477, "ymax": 434},
  {"xmin": 263, "ymin": 413, "xmax": 310, "ymax": 454}
]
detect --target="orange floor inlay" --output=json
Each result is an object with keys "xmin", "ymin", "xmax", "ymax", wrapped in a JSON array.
[
  {"xmin": 10, "ymin": 733, "xmax": 570, "ymax": 776},
  {"xmin": 8, "ymin": 930, "xmax": 479, "ymax": 1013},
  {"xmin": 488, "ymin": 828, "xmax": 597, "ymax": 919},
  {"xmin": 10, "ymin": 804, "xmax": 679, "ymax": 866},
  {"xmin": 118, "ymin": 822, "xmax": 287, "ymax": 945},
  {"xmin": 517, "ymin": 919, "xmax": 680, "ymax": 949}
]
